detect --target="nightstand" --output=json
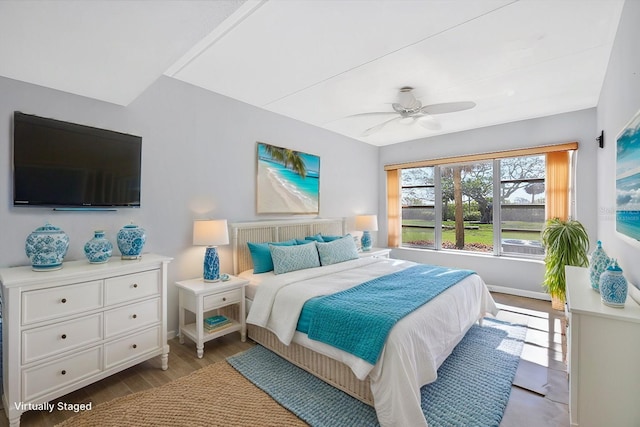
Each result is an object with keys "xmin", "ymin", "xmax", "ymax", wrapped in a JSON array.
[
  {"xmin": 358, "ymin": 247, "xmax": 391, "ymax": 259},
  {"xmin": 175, "ymin": 276, "xmax": 248, "ymax": 358}
]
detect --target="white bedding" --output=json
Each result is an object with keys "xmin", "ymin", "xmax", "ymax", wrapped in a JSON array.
[{"xmin": 245, "ymin": 257, "xmax": 497, "ymax": 427}]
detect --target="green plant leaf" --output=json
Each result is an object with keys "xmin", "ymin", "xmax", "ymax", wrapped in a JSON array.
[{"xmin": 541, "ymin": 218, "xmax": 590, "ymax": 301}]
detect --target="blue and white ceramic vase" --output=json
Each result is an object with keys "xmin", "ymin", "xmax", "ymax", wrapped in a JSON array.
[
  {"xmin": 203, "ymin": 246, "xmax": 221, "ymax": 282},
  {"xmin": 361, "ymin": 231, "xmax": 372, "ymax": 251},
  {"xmin": 84, "ymin": 230, "xmax": 113, "ymax": 264},
  {"xmin": 599, "ymin": 260, "xmax": 627, "ymax": 308},
  {"xmin": 589, "ymin": 240, "xmax": 611, "ymax": 293},
  {"xmin": 25, "ymin": 222, "xmax": 70, "ymax": 271},
  {"xmin": 117, "ymin": 223, "xmax": 146, "ymax": 260}
]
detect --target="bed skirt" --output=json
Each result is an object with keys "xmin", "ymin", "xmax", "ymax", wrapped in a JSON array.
[{"xmin": 247, "ymin": 324, "xmax": 374, "ymax": 406}]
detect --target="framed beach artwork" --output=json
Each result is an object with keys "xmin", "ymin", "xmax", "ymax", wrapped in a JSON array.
[
  {"xmin": 616, "ymin": 108, "xmax": 640, "ymax": 244},
  {"xmin": 256, "ymin": 142, "xmax": 320, "ymax": 214}
]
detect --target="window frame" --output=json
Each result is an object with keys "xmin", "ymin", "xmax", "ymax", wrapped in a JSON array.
[{"xmin": 389, "ymin": 142, "xmax": 577, "ymax": 258}]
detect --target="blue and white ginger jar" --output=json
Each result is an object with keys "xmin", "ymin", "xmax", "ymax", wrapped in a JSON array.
[
  {"xmin": 599, "ymin": 260, "xmax": 627, "ymax": 308},
  {"xmin": 589, "ymin": 240, "xmax": 611, "ymax": 293},
  {"xmin": 84, "ymin": 230, "xmax": 113, "ymax": 264},
  {"xmin": 25, "ymin": 222, "xmax": 69, "ymax": 271},
  {"xmin": 117, "ymin": 223, "xmax": 146, "ymax": 260}
]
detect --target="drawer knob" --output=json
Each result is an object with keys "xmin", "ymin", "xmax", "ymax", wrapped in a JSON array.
[
  {"xmin": 132, "ymin": 344, "xmax": 137, "ymax": 349},
  {"xmin": 222, "ymin": 297, "xmax": 226, "ymax": 302},
  {"xmin": 61, "ymin": 370, "xmax": 66, "ymax": 375},
  {"xmin": 61, "ymin": 298, "xmax": 67, "ymax": 304},
  {"xmin": 132, "ymin": 314, "xmax": 137, "ymax": 319},
  {"xmin": 61, "ymin": 334, "xmax": 67, "ymax": 340},
  {"xmin": 133, "ymin": 283, "xmax": 138, "ymax": 288}
]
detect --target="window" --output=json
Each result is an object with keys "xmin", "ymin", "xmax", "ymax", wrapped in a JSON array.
[
  {"xmin": 401, "ymin": 167, "xmax": 435, "ymax": 248},
  {"xmin": 500, "ymin": 155, "xmax": 546, "ymax": 256},
  {"xmin": 389, "ymin": 143, "xmax": 575, "ymax": 258},
  {"xmin": 440, "ymin": 161, "xmax": 494, "ymax": 253}
]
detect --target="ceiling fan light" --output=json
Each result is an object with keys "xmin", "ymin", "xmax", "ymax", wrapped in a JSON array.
[{"xmin": 398, "ymin": 88, "xmax": 416, "ymax": 109}]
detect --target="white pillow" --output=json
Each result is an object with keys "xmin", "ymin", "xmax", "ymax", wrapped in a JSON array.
[
  {"xmin": 269, "ymin": 242, "xmax": 320, "ymax": 274},
  {"xmin": 316, "ymin": 235, "xmax": 359, "ymax": 266}
]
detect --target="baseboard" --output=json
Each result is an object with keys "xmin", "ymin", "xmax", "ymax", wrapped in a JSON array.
[{"xmin": 486, "ymin": 284, "xmax": 551, "ymax": 301}]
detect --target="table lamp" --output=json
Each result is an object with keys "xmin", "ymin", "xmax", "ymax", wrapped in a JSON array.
[
  {"xmin": 355, "ymin": 214, "xmax": 378, "ymax": 252},
  {"xmin": 193, "ymin": 219, "xmax": 229, "ymax": 282}
]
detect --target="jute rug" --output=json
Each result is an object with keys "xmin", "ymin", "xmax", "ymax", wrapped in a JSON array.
[
  {"xmin": 58, "ymin": 318, "xmax": 524, "ymax": 427},
  {"xmin": 55, "ymin": 360, "xmax": 307, "ymax": 427}
]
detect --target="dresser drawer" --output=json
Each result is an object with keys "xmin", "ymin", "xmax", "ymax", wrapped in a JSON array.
[
  {"xmin": 22, "ymin": 280, "xmax": 103, "ymax": 325},
  {"xmin": 22, "ymin": 313, "xmax": 102, "ymax": 364},
  {"xmin": 22, "ymin": 347, "xmax": 102, "ymax": 401},
  {"xmin": 105, "ymin": 270, "xmax": 160, "ymax": 306},
  {"xmin": 104, "ymin": 326, "xmax": 161, "ymax": 369},
  {"xmin": 105, "ymin": 298, "xmax": 161, "ymax": 338},
  {"xmin": 203, "ymin": 289, "xmax": 242, "ymax": 311}
]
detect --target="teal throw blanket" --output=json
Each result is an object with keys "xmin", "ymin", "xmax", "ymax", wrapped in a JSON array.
[{"xmin": 301, "ymin": 264, "xmax": 475, "ymax": 364}]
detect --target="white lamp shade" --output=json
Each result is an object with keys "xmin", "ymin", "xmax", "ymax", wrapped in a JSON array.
[
  {"xmin": 355, "ymin": 215, "xmax": 378, "ymax": 231},
  {"xmin": 193, "ymin": 219, "xmax": 229, "ymax": 246}
]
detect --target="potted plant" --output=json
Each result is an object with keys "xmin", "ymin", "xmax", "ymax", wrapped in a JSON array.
[{"xmin": 541, "ymin": 218, "xmax": 590, "ymax": 310}]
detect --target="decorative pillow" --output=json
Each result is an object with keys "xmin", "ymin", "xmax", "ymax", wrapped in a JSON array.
[
  {"xmin": 269, "ymin": 242, "xmax": 320, "ymax": 274},
  {"xmin": 316, "ymin": 234, "xmax": 359, "ymax": 266},
  {"xmin": 248, "ymin": 239, "xmax": 297, "ymax": 274},
  {"xmin": 305, "ymin": 234, "xmax": 325, "ymax": 242}
]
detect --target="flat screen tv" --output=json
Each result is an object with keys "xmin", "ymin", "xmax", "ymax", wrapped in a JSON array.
[{"xmin": 13, "ymin": 112, "xmax": 142, "ymax": 208}]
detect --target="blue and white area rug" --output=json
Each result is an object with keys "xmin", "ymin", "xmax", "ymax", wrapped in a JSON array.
[{"xmin": 227, "ymin": 318, "xmax": 526, "ymax": 427}]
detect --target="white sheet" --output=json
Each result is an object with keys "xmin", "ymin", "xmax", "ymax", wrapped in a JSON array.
[
  {"xmin": 238, "ymin": 269, "xmax": 271, "ymax": 300},
  {"xmin": 246, "ymin": 258, "xmax": 497, "ymax": 427}
]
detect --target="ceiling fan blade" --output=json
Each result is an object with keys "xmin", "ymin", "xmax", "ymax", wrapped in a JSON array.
[
  {"xmin": 421, "ymin": 101, "xmax": 476, "ymax": 115},
  {"xmin": 362, "ymin": 116, "xmax": 402, "ymax": 136},
  {"xmin": 417, "ymin": 115, "xmax": 442, "ymax": 131},
  {"xmin": 345, "ymin": 111, "xmax": 398, "ymax": 118}
]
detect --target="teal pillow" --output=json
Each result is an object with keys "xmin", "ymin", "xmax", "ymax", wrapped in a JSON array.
[
  {"xmin": 295, "ymin": 239, "xmax": 317, "ymax": 245},
  {"xmin": 316, "ymin": 234, "xmax": 359, "ymax": 266},
  {"xmin": 304, "ymin": 234, "xmax": 325, "ymax": 242},
  {"xmin": 248, "ymin": 239, "xmax": 297, "ymax": 273},
  {"xmin": 320, "ymin": 235, "xmax": 344, "ymax": 242},
  {"xmin": 269, "ymin": 242, "xmax": 320, "ymax": 274}
]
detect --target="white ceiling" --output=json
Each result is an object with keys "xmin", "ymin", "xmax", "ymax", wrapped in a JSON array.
[{"xmin": 0, "ymin": 0, "xmax": 625, "ymax": 146}]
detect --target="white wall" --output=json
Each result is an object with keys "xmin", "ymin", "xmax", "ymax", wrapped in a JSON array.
[
  {"xmin": 596, "ymin": 0, "xmax": 640, "ymax": 292},
  {"xmin": 378, "ymin": 109, "xmax": 599, "ymax": 297},
  {"xmin": 0, "ymin": 75, "xmax": 379, "ymax": 335}
]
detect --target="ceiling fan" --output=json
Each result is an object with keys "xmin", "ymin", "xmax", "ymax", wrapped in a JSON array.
[{"xmin": 351, "ymin": 87, "xmax": 476, "ymax": 136}]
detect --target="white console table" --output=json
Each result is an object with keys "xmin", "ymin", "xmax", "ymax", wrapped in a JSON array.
[
  {"xmin": 565, "ymin": 266, "xmax": 640, "ymax": 427},
  {"xmin": 0, "ymin": 254, "xmax": 172, "ymax": 426}
]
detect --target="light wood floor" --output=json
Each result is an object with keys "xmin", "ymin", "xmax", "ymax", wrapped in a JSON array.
[
  {"xmin": 492, "ymin": 293, "xmax": 569, "ymax": 427},
  {"xmin": 0, "ymin": 293, "xmax": 569, "ymax": 426}
]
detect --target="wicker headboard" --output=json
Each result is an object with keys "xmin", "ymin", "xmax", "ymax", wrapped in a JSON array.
[{"xmin": 231, "ymin": 218, "xmax": 346, "ymax": 274}]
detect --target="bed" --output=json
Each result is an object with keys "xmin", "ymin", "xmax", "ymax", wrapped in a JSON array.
[{"xmin": 231, "ymin": 218, "xmax": 497, "ymax": 427}]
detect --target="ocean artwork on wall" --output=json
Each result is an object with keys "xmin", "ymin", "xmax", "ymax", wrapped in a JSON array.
[
  {"xmin": 256, "ymin": 142, "xmax": 320, "ymax": 214},
  {"xmin": 616, "ymin": 108, "xmax": 640, "ymax": 243}
]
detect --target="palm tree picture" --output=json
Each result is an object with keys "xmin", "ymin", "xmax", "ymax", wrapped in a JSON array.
[{"xmin": 256, "ymin": 142, "xmax": 320, "ymax": 214}]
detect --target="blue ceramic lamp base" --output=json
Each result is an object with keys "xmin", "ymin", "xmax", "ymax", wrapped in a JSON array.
[
  {"xmin": 203, "ymin": 246, "xmax": 221, "ymax": 282},
  {"xmin": 361, "ymin": 231, "xmax": 372, "ymax": 252}
]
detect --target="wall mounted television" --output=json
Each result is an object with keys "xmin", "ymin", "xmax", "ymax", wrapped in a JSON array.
[{"xmin": 13, "ymin": 112, "xmax": 142, "ymax": 209}]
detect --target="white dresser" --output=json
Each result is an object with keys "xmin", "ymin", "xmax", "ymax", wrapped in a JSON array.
[
  {"xmin": 0, "ymin": 254, "xmax": 171, "ymax": 426},
  {"xmin": 565, "ymin": 266, "xmax": 640, "ymax": 427}
]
